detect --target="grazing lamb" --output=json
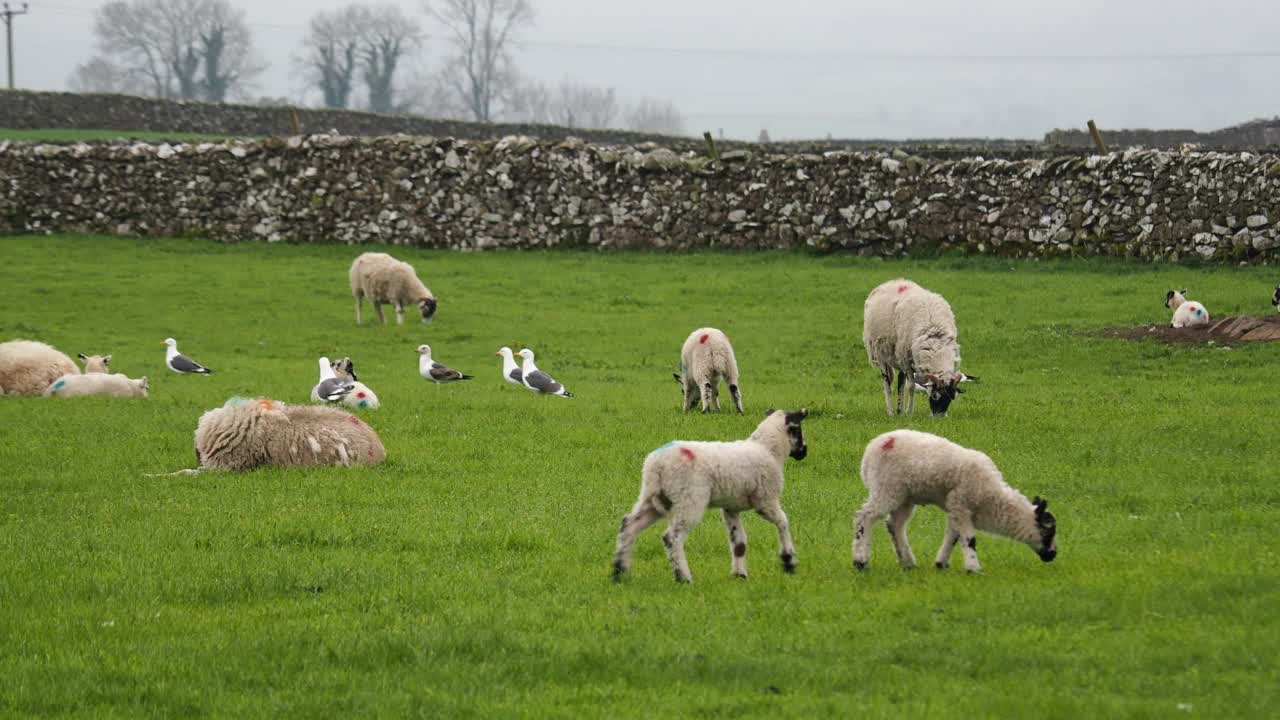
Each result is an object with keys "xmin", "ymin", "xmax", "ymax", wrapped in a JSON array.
[
  {"xmin": 672, "ymin": 327, "xmax": 743, "ymax": 414},
  {"xmin": 46, "ymin": 373, "xmax": 148, "ymax": 398},
  {"xmin": 853, "ymin": 429, "xmax": 1057, "ymax": 574},
  {"xmin": 612, "ymin": 408, "xmax": 809, "ymax": 583},
  {"xmin": 78, "ymin": 354, "xmax": 111, "ymax": 373},
  {"xmin": 194, "ymin": 397, "xmax": 386, "ymax": 471},
  {"xmin": 349, "ymin": 252, "xmax": 437, "ymax": 325},
  {"xmin": 863, "ymin": 279, "xmax": 975, "ymax": 417},
  {"xmin": 1165, "ymin": 289, "xmax": 1209, "ymax": 328},
  {"xmin": 0, "ymin": 340, "xmax": 79, "ymax": 396},
  {"xmin": 330, "ymin": 356, "xmax": 380, "ymax": 409}
]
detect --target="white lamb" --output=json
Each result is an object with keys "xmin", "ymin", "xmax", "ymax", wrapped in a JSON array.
[
  {"xmin": 672, "ymin": 327, "xmax": 743, "ymax": 414},
  {"xmin": 348, "ymin": 252, "xmax": 437, "ymax": 325},
  {"xmin": 329, "ymin": 356, "xmax": 380, "ymax": 409},
  {"xmin": 863, "ymin": 278, "xmax": 974, "ymax": 417},
  {"xmin": 853, "ymin": 429, "xmax": 1058, "ymax": 574},
  {"xmin": 611, "ymin": 408, "xmax": 809, "ymax": 583},
  {"xmin": 77, "ymin": 353, "xmax": 112, "ymax": 373},
  {"xmin": 0, "ymin": 339, "xmax": 79, "ymax": 396},
  {"xmin": 45, "ymin": 373, "xmax": 148, "ymax": 398},
  {"xmin": 1165, "ymin": 289, "xmax": 1209, "ymax": 328}
]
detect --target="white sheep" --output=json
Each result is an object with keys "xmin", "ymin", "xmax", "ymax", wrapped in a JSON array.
[
  {"xmin": 1165, "ymin": 289, "xmax": 1209, "ymax": 328},
  {"xmin": 863, "ymin": 278, "xmax": 974, "ymax": 417},
  {"xmin": 611, "ymin": 408, "xmax": 809, "ymax": 583},
  {"xmin": 45, "ymin": 373, "xmax": 148, "ymax": 398},
  {"xmin": 672, "ymin": 327, "xmax": 743, "ymax": 414},
  {"xmin": 348, "ymin": 252, "xmax": 437, "ymax": 325},
  {"xmin": 0, "ymin": 339, "xmax": 79, "ymax": 396},
  {"xmin": 194, "ymin": 397, "xmax": 386, "ymax": 471},
  {"xmin": 77, "ymin": 353, "xmax": 111, "ymax": 373},
  {"xmin": 853, "ymin": 429, "xmax": 1057, "ymax": 574},
  {"xmin": 329, "ymin": 356, "xmax": 380, "ymax": 409}
]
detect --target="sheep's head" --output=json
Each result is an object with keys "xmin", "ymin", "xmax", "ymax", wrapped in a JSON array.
[
  {"xmin": 331, "ymin": 357, "xmax": 357, "ymax": 381},
  {"xmin": 765, "ymin": 407, "xmax": 809, "ymax": 460},
  {"xmin": 78, "ymin": 353, "xmax": 111, "ymax": 373},
  {"xmin": 914, "ymin": 372, "xmax": 975, "ymax": 417},
  {"xmin": 1272, "ymin": 285, "xmax": 1279, "ymax": 308},
  {"xmin": 1032, "ymin": 497, "xmax": 1057, "ymax": 562},
  {"xmin": 418, "ymin": 297, "xmax": 437, "ymax": 322},
  {"xmin": 1165, "ymin": 289, "xmax": 1188, "ymax": 310}
]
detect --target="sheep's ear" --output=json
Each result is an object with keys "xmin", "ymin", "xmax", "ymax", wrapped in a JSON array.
[
  {"xmin": 765, "ymin": 408, "xmax": 775, "ymax": 417},
  {"xmin": 959, "ymin": 373, "xmax": 978, "ymax": 383},
  {"xmin": 1033, "ymin": 497, "xmax": 1048, "ymax": 515},
  {"xmin": 913, "ymin": 373, "xmax": 933, "ymax": 388},
  {"xmin": 103, "ymin": 355, "xmax": 112, "ymax": 364},
  {"xmin": 672, "ymin": 373, "xmax": 682, "ymax": 384},
  {"xmin": 799, "ymin": 408, "xmax": 809, "ymax": 418},
  {"xmin": 78, "ymin": 353, "xmax": 87, "ymax": 361}
]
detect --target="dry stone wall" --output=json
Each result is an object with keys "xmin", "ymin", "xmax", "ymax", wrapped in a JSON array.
[{"xmin": 1, "ymin": 134, "xmax": 1278, "ymax": 262}]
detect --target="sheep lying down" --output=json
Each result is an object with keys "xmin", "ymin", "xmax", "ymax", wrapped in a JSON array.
[{"xmin": 192, "ymin": 397, "xmax": 386, "ymax": 471}]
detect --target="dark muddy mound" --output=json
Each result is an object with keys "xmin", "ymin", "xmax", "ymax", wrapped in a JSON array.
[{"xmin": 1106, "ymin": 316, "xmax": 1280, "ymax": 344}]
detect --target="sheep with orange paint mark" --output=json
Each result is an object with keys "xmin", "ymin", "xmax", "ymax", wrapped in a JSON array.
[
  {"xmin": 611, "ymin": 408, "xmax": 809, "ymax": 583},
  {"xmin": 853, "ymin": 429, "xmax": 1057, "ymax": 574},
  {"xmin": 672, "ymin": 327, "xmax": 743, "ymax": 414}
]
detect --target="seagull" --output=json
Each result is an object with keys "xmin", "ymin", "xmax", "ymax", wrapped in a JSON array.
[
  {"xmin": 496, "ymin": 347, "xmax": 524, "ymax": 387},
  {"xmin": 517, "ymin": 348, "xmax": 574, "ymax": 398},
  {"xmin": 417, "ymin": 344, "xmax": 473, "ymax": 383},
  {"xmin": 163, "ymin": 337, "xmax": 213, "ymax": 375},
  {"xmin": 311, "ymin": 356, "xmax": 355, "ymax": 403}
]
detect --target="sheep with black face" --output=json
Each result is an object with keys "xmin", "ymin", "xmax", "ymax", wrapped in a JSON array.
[
  {"xmin": 611, "ymin": 408, "xmax": 809, "ymax": 583},
  {"xmin": 863, "ymin": 279, "xmax": 976, "ymax": 417},
  {"xmin": 348, "ymin": 252, "xmax": 437, "ymax": 325},
  {"xmin": 1271, "ymin": 285, "xmax": 1278, "ymax": 312},
  {"xmin": 853, "ymin": 429, "xmax": 1057, "ymax": 574},
  {"xmin": 1165, "ymin": 289, "xmax": 1210, "ymax": 328}
]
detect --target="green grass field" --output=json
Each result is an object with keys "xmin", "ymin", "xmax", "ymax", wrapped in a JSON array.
[{"xmin": 1, "ymin": 235, "xmax": 1276, "ymax": 717}]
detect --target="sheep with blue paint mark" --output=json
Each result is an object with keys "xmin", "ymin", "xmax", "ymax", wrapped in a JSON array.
[
  {"xmin": 1166, "ymin": 289, "xmax": 1210, "ymax": 328},
  {"xmin": 329, "ymin": 357, "xmax": 380, "ymax": 409},
  {"xmin": 672, "ymin": 327, "xmax": 743, "ymax": 413},
  {"xmin": 611, "ymin": 408, "xmax": 809, "ymax": 583},
  {"xmin": 853, "ymin": 429, "xmax": 1058, "ymax": 574},
  {"xmin": 45, "ymin": 373, "xmax": 148, "ymax": 398}
]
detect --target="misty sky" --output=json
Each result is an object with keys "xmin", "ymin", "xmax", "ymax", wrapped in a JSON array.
[{"xmin": 18, "ymin": 0, "xmax": 1280, "ymax": 140}]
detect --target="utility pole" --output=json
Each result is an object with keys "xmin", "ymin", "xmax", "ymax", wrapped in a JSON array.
[{"xmin": 2, "ymin": 2, "xmax": 28, "ymax": 90}]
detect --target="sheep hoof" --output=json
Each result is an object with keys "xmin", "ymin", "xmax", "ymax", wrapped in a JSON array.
[
  {"xmin": 965, "ymin": 568, "xmax": 982, "ymax": 576},
  {"xmin": 934, "ymin": 561, "xmax": 948, "ymax": 570},
  {"xmin": 854, "ymin": 560, "xmax": 868, "ymax": 571},
  {"xmin": 674, "ymin": 574, "xmax": 692, "ymax": 584},
  {"xmin": 732, "ymin": 572, "xmax": 748, "ymax": 580}
]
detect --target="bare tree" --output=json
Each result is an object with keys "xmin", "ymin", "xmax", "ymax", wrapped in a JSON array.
[
  {"xmin": 68, "ymin": 56, "xmax": 134, "ymax": 94},
  {"xmin": 626, "ymin": 97, "xmax": 685, "ymax": 135},
  {"xmin": 86, "ymin": 0, "xmax": 263, "ymax": 102},
  {"xmin": 427, "ymin": 0, "xmax": 534, "ymax": 122},
  {"xmin": 295, "ymin": 5, "xmax": 365, "ymax": 109},
  {"xmin": 358, "ymin": 5, "xmax": 423, "ymax": 113},
  {"xmin": 510, "ymin": 77, "xmax": 619, "ymax": 129}
]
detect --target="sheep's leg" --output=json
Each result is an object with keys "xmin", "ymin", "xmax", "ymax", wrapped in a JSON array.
[
  {"xmin": 934, "ymin": 522, "xmax": 960, "ymax": 569},
  {"xmin": 683, "ymin": 382, "xmax": 697, "ymax": 414},
  {"xmin": 700, "ymin": 381, "xmax": 714, "ymax": 414},
  {"xmin": 711, "ymin": 383, "xmax": 721, "ymax": 412},
  {"xmin": 373, "ymin": 301, "xmax": 386, "ymax": 325},
  {"xmin": 886, "ymin": 504, "xmax": 918, "ymax": 569},
  {"xmin": 662, "ymin": 503, "xmax": 706, "ymax": 583},
  {"xmin": 394, "ymin": 302, "xmax": 406, "ymax": 325},
  {"xmin": 854, "ymin": 495, "xmax": 896, "ymax": 570},
  {"xmin": 612, "ymin": 503, "xmax": 661, "ymax": 581},
  {"xmin": 755, "ymin": 501, "xmax": 796, "ymax": 574},
  {"xmin": 722, "ymin": 509, "xmax": 748, "ymax": 578},
  {"xmin": 354, "ymin": 294, "xmax": 364, "ymax": 325},
  {"xmin": 946, "ymin": 508, "xmax": 981, "ymax": 574},
  {"xmin": 880, "ymin": 367, "xmax": 895, "ymax": 415},
  {"xmin": 895, "ymin": 369, "xmax": 908, "ymax": 415},
  {"xmin": 728, "ymin": 383, "xmax": 743, "ymax": 414}
]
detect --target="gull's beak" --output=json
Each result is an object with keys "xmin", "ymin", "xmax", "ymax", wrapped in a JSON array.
[{"xmin": 494, "ymin": 351, "xmax": 501, "ymax": 356}]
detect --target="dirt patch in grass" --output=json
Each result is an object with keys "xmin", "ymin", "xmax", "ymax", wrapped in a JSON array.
[{"xmin": 1105, "ymin": 315, "xmax": 1280, "ymax": 344}]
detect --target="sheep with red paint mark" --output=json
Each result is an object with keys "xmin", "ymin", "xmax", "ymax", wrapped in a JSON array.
[
  {"xmin": 329, "ymin": 357, "xmax": 380, "ymax": 409},
  {"xmin": 611, "ymin": 408, "xmax": 809, "ymax": 583},
  {"xmin": 862, "ymin": 278, "xmax": 975, "ymax": 417},
  {"xmin": 853, "ymin": 429, "xmax": 1057, "ymax": 574},
  {"xmin": 192, "ymin": 397, "xmax": 386, "ymax": 471},
  {"xmin": 672, "ymin": 327, "xmax": 744, "ymax": 414},
  {"xmin": 1165, "ymin": 289, "xmax": 1210, "ymax": 328}
]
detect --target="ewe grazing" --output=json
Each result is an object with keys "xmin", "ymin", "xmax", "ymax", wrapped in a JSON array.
[
  {"xmin": 612, "ymin": 409, "xmax": 809, "ymax": 583},
  {"xmin": 854, "ymin": 429, "xmax": 1057, "ymax": 574},
  {"xmin": 349, "ymin": 252, "xmax": 437, "ymax": 325},
  {"xmin": 195, "ymin": 397, "xmax": 385, "ymax": 471},
  {"xmin": 1165, "ymin": 289, "xmax": 1209, "ymax": 328},
  {"xmin": 673, "ymin": 327, "xmax": 743, "ymax": 414},
  {"xmin": 0, "ymin": 340, "xmax": 79, "ymax": 396},
  {"xmin": 863, "ymin": 279, "xmax": 974, "ymax": 417}
]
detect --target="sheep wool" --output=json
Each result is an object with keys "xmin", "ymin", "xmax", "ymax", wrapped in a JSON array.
[
  {"xmin": 612, "ymin": 408, "xmax": 809, "ymax": 583},
  {"xmin": 854, "ymin": 429, "xmax": 1057, "ymax": 574},
  {"xmin": 1166, "ymin": 289, "xmax": 1210, "ymax": 328},
  {"xmin": 194, "ymin": 397, "xmax": 386, "ymax": 471},
  {"xmin": 0, "ymin": 340, "xmax": 79, "ymax": 396},
  {"xmin": 348, "ymin": 252, "xmax": 437, "ymax": 325},
  {"xmin": 46, "ymin": 373, "xmax": 148, "ymax": 398},
  {"xmin": 328, "ymin": 357, "xmax": 379, "ymax": 409},
  {"xmin": 862, "ymin": 279, "xmax": 970, "ymax": 417},
  {"xmin": 673, "ymin": 327, "xmax": 743, "ymax": 414}
]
